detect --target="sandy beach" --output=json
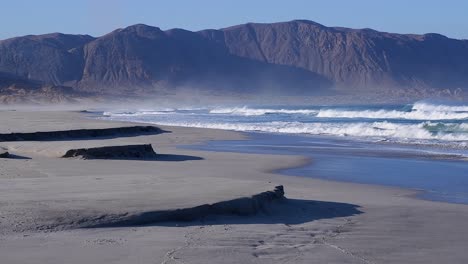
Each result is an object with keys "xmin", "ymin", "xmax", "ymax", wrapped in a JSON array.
[{"xmin": 1, "ymin": 110, "xmax": 468, "ymax": 264}]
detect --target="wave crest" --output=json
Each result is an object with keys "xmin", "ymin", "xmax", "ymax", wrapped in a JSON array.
[
  {"xmin": 316, "ymin": 109, "xmax": 468, "ymax": 120},
  {"xmin": 412, "ymin": 102, "xmax": 468, "ymax": 112},
  {"xmin": 209, "ymin": 107, "xmax": 317, "ymax": 116},
  {"xmin": 317, "ymin": 102, "xmax": 468, "ymax": 120},
  {"xmin": 148, "ymin": 121, "xmax": 468, "ymax": 143}
]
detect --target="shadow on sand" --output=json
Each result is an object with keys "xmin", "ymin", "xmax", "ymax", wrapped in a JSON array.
[
  {"xmin": 155, "ymin": 154, "xmax": 204, "ymax": 162},
  {"xmin": 6, "ymin": 154, "xmax": 32, "ymax": 160},
  {"xmin": 0, "ymin": 153, "xmax": 31, "ymax": 160},
  {"xmin": 85, "ymin": 198, "xmax": 362, "ymax": 228},
  {"xmin": 70, "ymin": 154, "xmax": 204, "ymax": 162}
]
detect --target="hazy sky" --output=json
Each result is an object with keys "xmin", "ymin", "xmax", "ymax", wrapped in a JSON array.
[{"xmin": 1, "ymin": 0, "xmax": 467, "ymax": 40}]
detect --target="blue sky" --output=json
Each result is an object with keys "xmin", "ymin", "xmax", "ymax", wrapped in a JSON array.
[{"xmin": 1, "ymin": 0, "xmax": 467, "ymax": 40}]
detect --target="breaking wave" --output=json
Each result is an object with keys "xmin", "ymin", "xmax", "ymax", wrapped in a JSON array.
[
  {"xmin": 104, "ymin": 102, "xmax": 468, "ymax": 121},
  {"xmin": 101, "ymin": 101, "xmax": 468, "ymax": 149},
  {"xmin": 103, "ymin": 109, "xmax": 177, "ymax": 117},
  {"xmin": 316, "ymin": 108, "xmax": 468, "ymax": 120},
  {"xmin": 148, "ymin": 121, "xmax": 468, "ymax": 143},
  {"xmin": 412, "ymin": 102, "xmax": 468, "ymax": 112},
  {"xmin": 210, "ymin": 103, "xmax": 468, "ymax": 120},
  {"xmin": 316, "ymin": 102, "xmax": 468, "ymax": 120},
  {"xmin": 209, "ymin": 107, "xmax": 317, "ymax": 116}
]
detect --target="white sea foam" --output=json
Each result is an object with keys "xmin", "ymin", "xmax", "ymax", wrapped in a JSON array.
[
  {"xmin": 142, "ymin": 120, "xmax": 468, "ymax": 143},
  {"xmin": 209, "ymin": 103, "xmax": 468, "ymax": 120},
  {"xmin": 103, "ymin": 109, "xmax": 176, "ymax": 117},
  {"xmin": 412, "ymin": 102, "xmax": 468, "ymax": 112},
  {"xmin": 102, "ymin": 102, "xmax": 468, "ymax": 148},
  {"xmin": 209, "ymin": 106, "xmax": 317, "ymax": 116},
  {"xmin": 104, "ymin": 102, "xmax": 468, "ymax": 120},
  {"xmin": 316, "ymin": 108, "xmax": 468, "ymax": 120}
]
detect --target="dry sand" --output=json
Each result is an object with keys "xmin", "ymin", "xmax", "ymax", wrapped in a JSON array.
[{"xmin": 1, "ymin": 110, "xmax": 468, "ymax": 263}]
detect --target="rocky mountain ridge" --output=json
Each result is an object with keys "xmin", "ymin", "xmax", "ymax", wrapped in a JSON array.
[{"xmin": 1, "ymin": 20, "xmax": 467, "ymax": 103}]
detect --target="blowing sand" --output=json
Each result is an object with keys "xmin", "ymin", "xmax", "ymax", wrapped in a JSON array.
[{"xmin": 1, "ymin": 110, "xmax": 468, "ymax": 263}]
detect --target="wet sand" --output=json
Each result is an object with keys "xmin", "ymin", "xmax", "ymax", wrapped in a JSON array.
[{"xmin": 1, "ymin": 110, "xmax": 468, "ymax": 263}]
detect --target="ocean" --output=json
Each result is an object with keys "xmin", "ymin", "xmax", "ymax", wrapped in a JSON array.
[{"xmin": 99, "ymin": 101, "xmax": 468, "ymax": 204}]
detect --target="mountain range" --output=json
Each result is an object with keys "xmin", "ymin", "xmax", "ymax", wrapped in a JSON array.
[{"xmin": 1, "ymin": 20, "xmax": 467, "ymax": 103}]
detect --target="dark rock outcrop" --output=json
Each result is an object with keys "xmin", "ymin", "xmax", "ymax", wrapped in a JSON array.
[
  {"xmin": 88, "ymin": 185, "xmax": 286, "ymax": 227},
  {"xmin": 19, "ymin": 186, "xmax": 363, "ymax": 233},
  {"xmin": 0, "ymin": 147, "xmax": 9, "ymax": 158},
  {"xmin": 62, "ymin": 144, "xmax": 157, "ymax": 159},
  {"xmin": 0, "ymin": 126, "xmax": 164, "ymax": 142}
]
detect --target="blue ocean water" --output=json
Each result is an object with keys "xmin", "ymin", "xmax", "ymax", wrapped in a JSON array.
[
  {"xmin": 187, "ymin": 133, "xmax": 468, "ymax": 204},
  {"xmin": 100, "ymin": 101, "xmax": 468, "ymax": 204}
]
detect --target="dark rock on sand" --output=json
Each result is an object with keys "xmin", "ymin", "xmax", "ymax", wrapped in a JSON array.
[
  {"xmin": 0, "ymin": 147, "xmax": 9, "ymax": 158},
  {"xmin": 86, "ymin": 185, "xmax": 286, "ymax": 228},
  {"xmin": 62, "ymin": 144, "xmax": 157, "ymax": 160},
  {"xmin": 0, "ymin": 126, "xmax": 164, "ymax": 142}
]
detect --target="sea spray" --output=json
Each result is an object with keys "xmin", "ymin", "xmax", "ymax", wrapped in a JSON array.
[{"xmin": 101, "ymin": 102, "xmax": 468, "ymax": 149}]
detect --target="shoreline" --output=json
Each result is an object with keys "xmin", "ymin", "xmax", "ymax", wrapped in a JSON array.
[
  {"xmin": 179, "ymin": 129, "xmax": 467, "ymax": 205},
  {"xmin": 184, "ymin": 132, "xmax": 423, "ymax": 200},
  {"xmin": 1, "ymin": 110, "xmax": 468, "ymax": 263}
]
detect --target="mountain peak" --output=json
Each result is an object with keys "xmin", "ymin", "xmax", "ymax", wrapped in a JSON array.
[
  {"xmin": 290, "ymin": 19, "xmax": 326, "ymax": 27},
  {"xmin": 122, "ymin": 23, "xmax": 162, "ymax": 32},
  {"xmin": 221, "ymin": 19, "xmax": 326, "ymax": 31},
  {"xmin": 99, "ymin": 23, "xmax": 164, "ymax": 40}
]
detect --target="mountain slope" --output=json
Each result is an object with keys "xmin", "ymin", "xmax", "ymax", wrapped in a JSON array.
[
  {"xmin": 0, "ymin": 33, "xmax": 94, "ymax": 85},
  {"xmin": 78, "ymin": 24, "xmax": 330, "ymax": 95},
  {"xmin": 212, "ymin": 20, "xmax": 468, "ymax": 91},
  {"xmin": 0, "ymin": 20, "xmax": 467, "ymax": 102}
]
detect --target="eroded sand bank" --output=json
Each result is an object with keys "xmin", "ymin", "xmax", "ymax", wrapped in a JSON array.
[{"xmin": 1, "ymin": 111, "xmax": 468, "ymax": 264}]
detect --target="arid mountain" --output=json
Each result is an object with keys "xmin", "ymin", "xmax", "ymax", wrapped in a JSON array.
[
  {"xmin": 211, "ymin": 20, "xmax": 468, "ymax": 93},
  {"xmin": 0, "ymin": 20, "xmax": 467, "ymax": 102},
  {"xmin": 78, "ymin": 24, "xmax": 330, "ymax": 95},
  {"xmin": 0, "ymin": 33, "xmax": 94, "ymax": 85}
]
